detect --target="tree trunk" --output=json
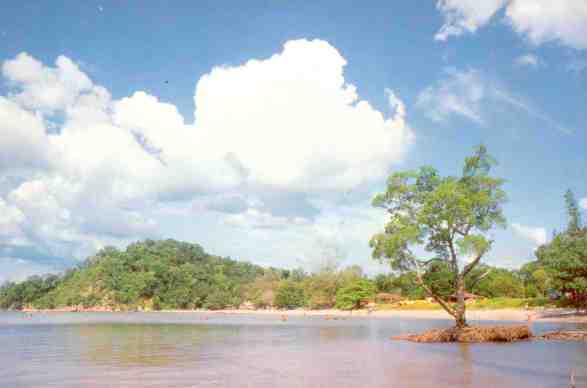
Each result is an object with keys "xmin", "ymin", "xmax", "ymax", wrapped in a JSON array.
[{"xmin": 455, "ymin": 276, "xmax": 467, "ymax": 329}]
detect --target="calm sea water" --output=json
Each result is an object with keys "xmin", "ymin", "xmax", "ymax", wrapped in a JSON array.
[{"xmin": 0, "ymin": 312, "xmax": 585, "ymax": 388}]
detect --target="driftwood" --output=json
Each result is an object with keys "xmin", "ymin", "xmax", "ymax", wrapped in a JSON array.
[{"xmin": 538, "ymin": 331, "xmax": 587, "ymax": 341}]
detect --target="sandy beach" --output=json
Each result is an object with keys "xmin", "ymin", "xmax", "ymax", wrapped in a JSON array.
[
  {"xmin": 18, "ymin": 305, "xmax": 587, "ymax": 323},
  {"xmin": 155, "ymin": 307, "xmax": 587, "ymax": 323}
]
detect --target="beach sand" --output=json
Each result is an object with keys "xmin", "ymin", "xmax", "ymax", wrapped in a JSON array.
[{"xmin": 158, "ymin": 307, "xmax": 587, "ymax": 323}]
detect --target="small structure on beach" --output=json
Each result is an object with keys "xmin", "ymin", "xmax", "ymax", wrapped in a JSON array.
[
  {"xmin": 375, "ymin": 293, "xmax": 402, "ymax": 304},
  {"xmin": 448, "ymin": 292, "xmax": 483, "ymax": 304},
  {"xmin": 239, "ymin": 301, "xmax": 256, "ymax": 310}
]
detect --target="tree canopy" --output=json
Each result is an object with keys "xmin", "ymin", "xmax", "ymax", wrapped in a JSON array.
[{"xmin": 537, "ymin": 190, "xmax": 586, "ymax": 309}]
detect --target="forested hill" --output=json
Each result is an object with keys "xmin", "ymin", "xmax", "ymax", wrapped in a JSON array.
[
  {"xmin": 0, "ymin": 237, "xmax": 568, "ymax": 311},
  {"xmin": 0, "ymin": 239, "xmax": 265, "ymax": 310}
]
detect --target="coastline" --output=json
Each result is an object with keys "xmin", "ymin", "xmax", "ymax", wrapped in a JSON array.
[{"xmin": 17, "ymin": 307, "xmax": 587, "ymax": 323}]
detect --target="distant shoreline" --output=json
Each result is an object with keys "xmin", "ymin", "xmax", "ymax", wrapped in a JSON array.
[{"xmin": 14, "ymin": 307, "xmax": 587, "ymax": 323}]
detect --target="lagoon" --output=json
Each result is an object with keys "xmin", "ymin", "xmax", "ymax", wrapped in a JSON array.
[{"xmin": 1, "ymin": 312, "xmax": 585, "ymax": 387}]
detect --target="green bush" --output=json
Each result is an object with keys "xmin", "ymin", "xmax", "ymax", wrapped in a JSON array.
[
  {"xmin": 204, "ymin": 290, "xmax": 232, "ymax": 310},
  {"xmin": 274, "ymin": 281, "xmax": 305, "ymax": 309},
  {"xmin": 335, "ymin": 279, "xmax": 374, "ymax": 310}
]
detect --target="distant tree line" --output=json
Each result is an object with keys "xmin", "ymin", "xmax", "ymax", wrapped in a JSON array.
[{"xmin": 0, "ymin": 192, "xmax": 584, "ymax": 312}]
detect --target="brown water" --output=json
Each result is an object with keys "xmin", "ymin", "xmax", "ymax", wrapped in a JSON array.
[{"xmin": 0, "ymin": 312, "xmax": 585, "ymax": 388}]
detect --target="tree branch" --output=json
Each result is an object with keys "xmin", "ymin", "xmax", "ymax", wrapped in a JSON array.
[
  {"xmin": 468, "ymin": 269, "xmax": 491, "ymax": 289},
  {"xmin": 418, "ymin": 257, "xmax": 444, "ymax": 266},
  {"xmin": 447, "ymin": 240, "xmax": 458, "ymax": 270},
  {"xmin": 414, "ymin": 261, "xmax": 457, "ymax": 318},
  {"xmin": 461, "ymin": 252, "xmax": 483, "ymax": 278}
]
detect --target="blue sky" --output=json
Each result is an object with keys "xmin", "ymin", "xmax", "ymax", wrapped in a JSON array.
[{"xmin": 0, "ymin": 1, "xmax": 586, "ymax": 282}]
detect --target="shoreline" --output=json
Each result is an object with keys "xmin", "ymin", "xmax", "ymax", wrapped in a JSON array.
[{"xmin": 15, "ymin": 307, "xmax": 587, "ymax": 323}]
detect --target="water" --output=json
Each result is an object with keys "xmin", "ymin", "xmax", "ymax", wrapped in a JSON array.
[{"xmin": 0, "ymin": 312, "xmax": 585, "ymax": 388}]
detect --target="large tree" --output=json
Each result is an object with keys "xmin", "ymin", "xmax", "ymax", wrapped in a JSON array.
[
  {"xmin": 564, "ymin": 189, "xmax": 582, "ymax": 233},
  {"xmin": 370, "ymin": 145, "xmax": 506, "ymax": 328},
  {"xmin": 537, "ymin": 190, "xmax": 587, "ymax": 309}
]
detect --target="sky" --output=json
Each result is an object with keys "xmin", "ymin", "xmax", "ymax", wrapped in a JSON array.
[{"xmin": 0, "ymin": 0, "xmax": 586, "ymax": 282}]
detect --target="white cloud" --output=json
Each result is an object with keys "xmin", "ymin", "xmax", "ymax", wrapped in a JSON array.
[
  {"xmin": 435, "ymin": 0, "xmax": 509, "ymax": 41},
  {"xmin": 416, "ymin": 68, "xmax": 492, "ymax": 124},
  {"xmin": 506, "ymin": 0, "xmax": 587, "ymax": 49},
  {"xmin": 511, "ymin": 223, "xmax": 548, "ymax": 246},
  {"xmin": 580, "ymin": 197, "xmax": 587, "ymax": 210},
  {"xmin": 0, "ymin": 97, "xmax": 50, "ymax": 170},
  {"xmin": 514, "ymin": 53, "xmax": 541, "ymax": 67},
  {"xmin": 0, "ymin": 198, "xmax": 25, "ymax": 238},
  {"xmin": 205, "ymin": 199, "xmax": 389, "ymax": 274},
  {"xmin": 223, "ymin": 208, "xmax": 310, "ymax": 230},
  {"xmin": 0, "ymin": 257, "xmax": 57, "ymax": 284},
  {"xmin": 435, "ymin": 0, "xmax": 587, "ymax": 50},
  {"xmin": 417, "ymin": 68, "xmax": 570, "ymax": 133},
  {"xmin": 0, "ymin": 39, "xmax": 413, "ymax": 272},
  {"xmin": 2, "ymin": 53, "xmax": 94, "ymax": 113},
  {"xmin": 188, "ymin": 39, "xmax": 412, "ymax": 192}
]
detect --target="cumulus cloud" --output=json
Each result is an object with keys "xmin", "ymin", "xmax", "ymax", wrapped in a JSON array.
[
  {"xmin": 511, "ymin": 223, "xmax": 548, "ymax": 246},
  {"xmin": 0, "ymin": 97, "xmax": 50, "ymax": 170},
  {"xmin": 514, "ymin": 54, "xmax": 542, "ymax": 67},
  {"xmin": 188, "ymin": 39, "xmax": 412, "ymax": 192},
  {"xmin": 580, "ymin": 197, "xmax": 587, "ymax": 210},
  {"xmin": 2, "ymin": 53, "xmax": 94, "ymax": 113},
  {"xmin": 435, "ymin": 0, "xmax": 587, "ymax": 50},
  {"xmin": 0, "ymin": 39, "xmax": 413, "ymax": 276}
]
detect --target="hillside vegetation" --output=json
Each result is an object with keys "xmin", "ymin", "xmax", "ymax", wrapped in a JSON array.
[
  {"xmin": 0, "ymin": 239, "xmax": 263, "ymax": 310},
  {"xmin": 0, "ymin": 238, "xmax": 564, "ymax": 312}
]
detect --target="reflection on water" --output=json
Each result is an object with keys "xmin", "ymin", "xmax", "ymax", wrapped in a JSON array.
[
  {"xmin": 458, "ymin": 343, "xmax": 473, "ymax": 388},
  {"xmin": 77, "ymin": 324, "xmax": 208, "ymax": 367},
  {"xmin": 0, "ymin": 312, "xmax": 585, "ymax": 388}
]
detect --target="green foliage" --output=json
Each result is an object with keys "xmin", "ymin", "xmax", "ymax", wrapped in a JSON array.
[
  {"xmin": 390, "ymin": 272, "xmax": 424, "ymax": 299},
  {"xmin": 0, "ymin": 274, "xmax": 60, "ymax": 309},
  {"xmin": 274, "ymin": 281, "xmax": 305, "ymax": 309},
  {"xmin": 203, "ymin": 290, "xmax": 234, "ymax": 310},
  {"xmin": 422, "ymin": 262, "xmax": 454, "ymax": 298},
  {"xmin": 300, "ymin": 269, "xmax": 339, "ymax": 309},
  {"xmin": 537, "ymin": 229, "xmax": 587, "ymax": 309},
  {"xmin": 535, "ymin": 191, "xmax": 587, "ymax": 309},
  {"xmin": 335, "ymin": 279, "xmax": 375, "ymax": 310},
  {"xmin": 0, "ymin": 239, "xmax": 263, "ymax": 311},
  {"xmin": 374, "ymin": 274, "xmax": 396, "ymax": 293},
  {"xmin": 246, "ymin": 269, "xmax": 280, "ymax": 308},
  {"xmin": 519, "ymin": 261, "xmax": 550, "ymax": 297},
  {"xmin": 469, "ymin": 268, "xmax": 524, "ymax": 298},
  {"xmin": 564, "ymin": 189, "xmax": 582, "ymax": 232}
]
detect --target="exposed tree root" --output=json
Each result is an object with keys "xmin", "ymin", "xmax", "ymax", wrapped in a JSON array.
[{"xmin": 391, "ymin": 325, "xmax": 532, "ymax": 343}]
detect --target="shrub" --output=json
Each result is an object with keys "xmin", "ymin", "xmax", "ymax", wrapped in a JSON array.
[
  {"xmin": 204, "ymin": 290, "xmax": 232, "ymax": 310},
  {"xmin": 335, "ymin": 279, "xmax": 374, "ymax": 310},
  {"xmin": 274, "ymin": 281, "xmax": 305, "ymax": 309}
]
